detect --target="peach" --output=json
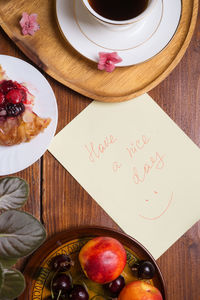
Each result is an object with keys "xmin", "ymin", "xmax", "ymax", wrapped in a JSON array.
[
  {"xmin": 118, "ymin": 280, "xmax": 163, "ymax": 300},
  {"xmin": 79, "ymin": 236, "xmax": 126, "ymax": 284}
]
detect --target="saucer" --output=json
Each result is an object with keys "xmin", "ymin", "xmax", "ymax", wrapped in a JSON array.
[{"xmin": 56, "ymin": 0, "xmax": 181, "ymax": 66}]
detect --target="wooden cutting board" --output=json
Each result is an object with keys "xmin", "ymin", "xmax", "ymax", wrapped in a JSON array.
[{"xmin": 0, "ymin": 0, "xmax": 198, "ymax": 102}]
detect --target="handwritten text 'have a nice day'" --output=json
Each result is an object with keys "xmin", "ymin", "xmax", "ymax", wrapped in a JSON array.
[{"xmin": 84, "ymin": 134, "xmax": 165, "ymax": 184}]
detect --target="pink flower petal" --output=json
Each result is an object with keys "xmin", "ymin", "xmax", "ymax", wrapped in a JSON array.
[
  {"xmin": 22, "ymin": 28, "xmax": 28, "ymax": 36},
  {"xmin": 98, "ymin": 52, "xmax": 108, "ymax": 65},
  {"xmin": 19, "ymin": 12, "xmax": 40, "ymax": 36},
  {"xmin": 98, "ymin": 63, "xmax": 105, "ymax": 71},
  {"xmin": 98, "ymin": 52, "xmax": 122, "ymax": 72},
  {"xmin": 105, "ymin": 61, "xmax": 116, "ymax": 72},
  {"xmin": 107, "ymin": 52, "xmax": 123, "ymax": 64},
  {"xmin": 29, "ymin": 14, "xmax": 38, "ymax": 22},
  {"xmin": 19, "ymin": 12, "xmax": 29, "ymax": 28},
  {"xmin": 99, "ymin": 52, "xmax": 109, "ymax": 60}
]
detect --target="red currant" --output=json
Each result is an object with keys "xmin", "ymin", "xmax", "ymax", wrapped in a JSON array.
[
  {"xmin": 0, "ymin": 80, "xmax": 16, "ymax": 94},
  {"xmin": 6, "ymin": 89, "xmax": 23, "ymax": 104},
  {"xmin": 0, "ymin": 92, "xmax": 5, "ymax": 105}
]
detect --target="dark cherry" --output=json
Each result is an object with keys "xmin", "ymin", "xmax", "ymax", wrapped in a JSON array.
[
  {"xmin": 131, "ymin": 260, "xmax": 155, "ymax": 279},
  {"xmin": 51, "ymin": 254, "xmax": 73, "ymax": 272},
  {"xmin": 68, "ymin": 284, "xmax": 89, "ymax": 300},
  {"xmin": 52, "ymin": 273, "xmax": 72, "ymax": 296},
  {"xmin": 105, "ymin": 275, "xmax": 125, "ymax": 296}
]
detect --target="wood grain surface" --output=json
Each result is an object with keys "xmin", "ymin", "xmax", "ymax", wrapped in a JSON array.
[
  {"xmin": 0, "ymin": 3, "xmax": 200, "ymax": 299},
  {"xmin": 0, "ymin": 0, "xmax": 198, "ymax": 102}
]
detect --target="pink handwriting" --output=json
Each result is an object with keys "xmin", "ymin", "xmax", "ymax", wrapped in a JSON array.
[
  {"xmin": 126, "ymin": 135, "xmax": 151, "ymax": 159},
  {"xmin": 132, "ymin": 151, "xmax": 165, "ymax": 184},
  {"xmin": 85, "ymin": 135, "xmax": 117, "ymax": 163},
  {"xmin": 139, "ymin": 192, "xmax": 174, "ymax": 220},
  {"xmin": 112, "ymin": 161, "xmax": 122, "ymax": 172}
]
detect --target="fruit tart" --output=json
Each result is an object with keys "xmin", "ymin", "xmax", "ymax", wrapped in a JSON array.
[{"xmin": 0, "ymin": 66, "xmax": 51, "ymax": 146}]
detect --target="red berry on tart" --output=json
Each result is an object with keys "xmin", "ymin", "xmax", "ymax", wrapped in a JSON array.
[{"xmin": 0, "ymin": 66, "xmax": 51, "ymax": 146}]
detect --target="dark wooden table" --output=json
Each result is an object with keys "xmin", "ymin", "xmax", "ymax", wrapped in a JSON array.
[{"xmin": 0, "ymin": 7, "xmax": 200, "ymax": 299}]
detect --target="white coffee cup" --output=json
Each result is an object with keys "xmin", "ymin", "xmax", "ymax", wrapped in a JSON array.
[{"xmin": 81, "ymin": 0, "xmax": 158, "ymax": 30}]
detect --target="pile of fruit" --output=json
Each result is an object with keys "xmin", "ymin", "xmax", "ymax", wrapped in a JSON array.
[
  {"xmin": 0, "ymin": 79, "xmax": 32, "ymax": 119},
  {"xmin": 46, "ymin": 237, "xmax": 163, "ymax": 300}
]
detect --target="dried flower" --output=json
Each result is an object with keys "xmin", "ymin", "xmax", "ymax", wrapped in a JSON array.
[
  {"xmin": 19, "ymin": 12, "xmax": 40, "ymax": 36},
  {"xmin": 98, "ymin": 52, "xmax": 122, "ymax": 72}
]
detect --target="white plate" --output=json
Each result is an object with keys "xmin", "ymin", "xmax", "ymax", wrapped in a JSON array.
[
  {"xmin": 0, "ymin": 55, "xmax": 58, "ymax": 175},
  {"xmin": 56, "ymin": 0, "xmax": 181, "ymax": 66}
]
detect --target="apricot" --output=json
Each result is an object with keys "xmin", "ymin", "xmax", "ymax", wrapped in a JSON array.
[
  {"xmin": 79, "ymin": 236, "xmax": 126, "ymax": 284},
  {"xmin": 118, "ymin": 280, "xmax": 163, "ymax": 300}
]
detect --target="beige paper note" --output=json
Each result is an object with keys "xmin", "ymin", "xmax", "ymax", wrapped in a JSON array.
[{"xmin": 49, "ymin": 94, "xmax": 200, "ymax": 259}]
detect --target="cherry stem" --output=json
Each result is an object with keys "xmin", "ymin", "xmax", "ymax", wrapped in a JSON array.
[
  {"xmin": 50, "ymin": 269, "xmax": 59, "ymax": 299},
  {"xmin": 56, "ymin": 290, "xmax": 62, "ymax": 300}
]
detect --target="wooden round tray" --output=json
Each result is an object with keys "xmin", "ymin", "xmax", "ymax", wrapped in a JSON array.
[
  {"xmin": 0, "ymin": 0, "xmax": 198, "ymax": 102},
  {"xmin": 19, "ymin": 226, "xmax": 166, "ymax": 299}
]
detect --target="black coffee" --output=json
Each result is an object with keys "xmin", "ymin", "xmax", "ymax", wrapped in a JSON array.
[{"xmin": 88, "ymin": 0, "xmax": 149, "ymax": 21}]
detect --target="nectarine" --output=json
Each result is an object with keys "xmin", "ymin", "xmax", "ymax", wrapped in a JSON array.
[
  {"xmin": 79, "ymin": 236, "xmax": 126, "ymax": 284},
  {"xmin": 118, "ymin": 280, "xmax": 163, "ymax": 300}
]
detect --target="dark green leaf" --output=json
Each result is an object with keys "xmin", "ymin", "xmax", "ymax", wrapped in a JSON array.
[
  {"xmin": 0, "ymin": 210, "xmax": 46, "ymax": 259},
  {"xmin": 0, "ymin": 258, "xmax": 18, "ymax": 268},
  {"xmin": 0, "ymin": 268, "xmax": 25, "ymax": 300},
  {"xmin": 0, "ymin": 177, "xmax": 29, "ymax": 211}
]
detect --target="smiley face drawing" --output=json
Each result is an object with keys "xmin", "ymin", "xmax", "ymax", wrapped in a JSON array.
[{"xmin": 139, "ymin": 191, "xmax": 174, "ymax": 220}]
